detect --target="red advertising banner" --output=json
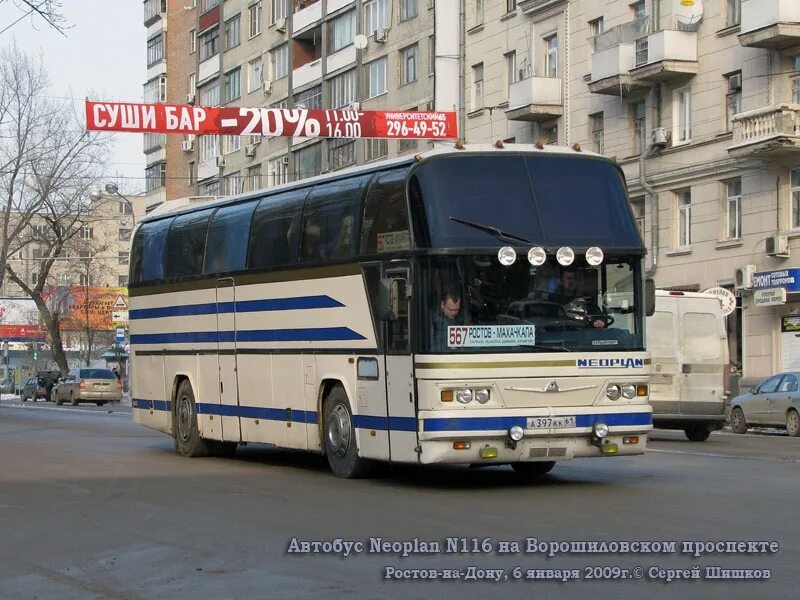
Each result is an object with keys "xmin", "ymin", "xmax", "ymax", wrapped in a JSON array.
[
  {"xmin": 85, "ymin": 100, "xmax": 459, "ymax": 140},
  {"xmin": 0, "ymin": 325, "xmax": 47, "ymax": 341}
]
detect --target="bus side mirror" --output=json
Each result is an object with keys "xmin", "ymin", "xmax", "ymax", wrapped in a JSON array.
[
  {"xmin": 645, "ymin": 278, "xmax": 656, "ymax": 317},
  {"xmin": 378, "ymin": 278, "xmax": 399, "ymax": 321}
]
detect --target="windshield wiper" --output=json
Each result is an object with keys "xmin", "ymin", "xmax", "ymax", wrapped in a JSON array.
[
  {"xmin": 449, "ymin": 217, "xmax": 531, "ymax": 245},
  {"xmin": 518, "ymin": 344, "xmax": 572, "ymax": 353}
]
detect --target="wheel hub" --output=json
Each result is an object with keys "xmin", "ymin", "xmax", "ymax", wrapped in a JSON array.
[
  {"xmin": 177, "ymin": 395, "xmax": 192, "ymax": 443},
  {"xmin": 327, "ymin": 404, "xmax": 352, "ymax": 457}
]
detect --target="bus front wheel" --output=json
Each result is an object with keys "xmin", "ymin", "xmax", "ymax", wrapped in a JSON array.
[
  {"xmin": 174, "ymin": 380, "xmax": 212, "ymax": 458},
  {"xmin": 323, "ymin": 386, "xmax": 372, "ymax": 478}
]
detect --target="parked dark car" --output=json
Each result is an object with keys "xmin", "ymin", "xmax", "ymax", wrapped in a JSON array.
[
  {"xmin": 20, "ymin": 377, "xmax": 47, "ymax": 401},
  {"xmin": 0, "ymin": 377, "xmax": 14, "ymax": 394}
]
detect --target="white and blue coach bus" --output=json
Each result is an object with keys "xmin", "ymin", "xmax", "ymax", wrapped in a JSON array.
[{"xmin": 129, "ymin": 143, "xmax": 654, "ymax": 478}]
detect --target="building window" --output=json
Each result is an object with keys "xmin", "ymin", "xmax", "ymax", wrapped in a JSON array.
[
  {"xmin": 224, "ymin": 134, "xmax": 241, "ymax": 154},
  {"xmin": 143, "ymin": 75, "xmax": 167, "ymax": 103},
  {"xmin": 147, "ymin": 34, "xmax": 164, "ymax": 66},
  {"xmin": 329, "ymin": 138, "xmax": 357, "ymax": 171},
  {"xmin": 269, "ymin": 157, "xmax": 289, "ymax": 186},
  {"xmin": 792, "ymin": 168, "xmax": 800, "ymax": 229},
  {"xmin": 429, "ymin": 35, "xmax": 435, "ymax": 75},
  {"xmin": 329, "ymin": 11, "xmax": 356, "ymax": 53},
  {"xmin": 249, "ymin": 1, "xmax": 263, "ymax": 37},
  {"xmin": 225, "ymin": 14, "xmax": 241, "ymax": 50},
  {"xmin": 201, "ymin": 180, "xmax": 220, "ymax": 196},
  {"xmin": 223, "ymin": 172, "xmax": 243, "ymax": 196},
  {"xmin": 545, "ymin": 34, "xmax": 558, "ymax": 78},
  {"xmin": 293, "ymin": 144, "xmax": 322, "ymax": 180},
  {"xmin": 472, "ymin": 63, "xmax": 484, "ymax": 110},
  {"xmin": 631, "ymin": 0, "xmax": 645, "ymax": 21},
  {"xmin": 119, "ymin": 251, "xmax": 129, "ymax": 266},
  {"xmin": 724, "ymin": 179, "xmax": 742, "ymax": 240},
  {"xmin": 200, "ymin": 135, "xmax": 219, "ymax": 162},
  {"xmin": 366, "ymin": 57, "xmax": 387, "ymax": 98},
  {"xmin": 676, "ymin": 190, "xmax": 692, "ymax": 247},
  {"xmin": 541, "ymin": 123, "xmax": 557, "ymax": 144},
  {"xmin": 119, "ymin": 275, "xmax": 129, "ymax": 287},
  {"xmin": 724, "ymin": 72, "xmax": 742, "ymax": 132},
  {"xmin": 589, "ymin": 17, "xmax": 604, "ymax": 37},
  {"xmin": 80, "ymin": 226, "xmax": 93, "ymax": 240},
  {"xmin": 631, "ymin": 198, "xmax": 645, "ymax": 239},
  {"xmin": 590, "ymin": 112, "xmax": 604, "ymax": 154},
  {"xmin": 330, "ymin": 69, "xmax": 356, "ymax": 108},
  {"xmin": 79, "ymin": 273, "xmax": 94, "ymax": 287},
  {"xmin": 674, "ymin": 87, "xmax": 692, "ymax": 143},
  {"xmin": 506, "ymin": 0, "xmax": 516, "ymax": 13},
  {"xmin": 293, "ymin": 85, "xmax": 322, "ymax": 110},
  {"xmin": 248, "ymin": 57, "xmax": 263, "ymax": 93},
  {"xmin": 726, "ymin": 0, "xmax": 741, "ymax": 27},
  {"xmin": 119, "ymin": 229, "xmax": 132, "ymax": 242},
  {"xmin": 272, "ymin": 0, "xmax": 288, "ymax": 22},
  {"xmin": 365, "ymin": 0, "xmax": 389, "ymax": 34},
  {"xmin": 400, "ymin": 0, "xmax": 417, "ymax": 21},
  {"xmin": 399, "ymin": 108, "xmax": 418, "ymax": 152},
  {"xmin": 119, "ymin": 201, "xmax": 133, "ymax": 215},
  {"xmin": 188, "ymin": 162, "xmax": 196, "ymax": 185},
  {"xmin": 247, "ymin": 164, "xmax": 262, "ymax": 191},
  {"xmin": 505, "ymin": 51, "xmax": 518, "ymax": 96},
  {"xmin": 145, "ymin": 162, "xmax": 166, "ymax": 193},
  {"xmin": 632, "ymin": 100, "xmax": 646, "ymax": 155},
  {"xmin": 200, "ymin": 27, "xmax": 219, "ymax": 61},
  {"xmin": 200, "ymin": 0, "xmax": 219, "ymax": 12},
  {"xmin": 271, "ymin": 44, "xmax": 288, "ymax": 79},
  {"xmin": 189, "ymin": 73, "xmax": 196, "ymax": 97},
  {"xmin": 224, "ymin": 68, "xmax": 241, "ymax": 102},
  {"xmin": 400, "ymin": 44, "xmax": 418, "ymax": 86},
  {"xmin": 190, "ymin": 29, "xmax": 196, "ymax": 53},
  {"xmin": 792, "ymin": 56, "xmax": 800, "ymax": 104},
  {"xmin": 200, "ymin": 81, "xmax": 220, "ymax": 106},
  {"xmin": 473, "ymin": 0, "xmax": 483, "ymax": 27},
  {"xmin": 365, "ymin": 138, "xmax": 388, "ymax": 161}
]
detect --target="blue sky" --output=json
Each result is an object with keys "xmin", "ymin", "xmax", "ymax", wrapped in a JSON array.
[{"xmin": 0, "ymin": 1, "xmax": 144, "ymax": 194}]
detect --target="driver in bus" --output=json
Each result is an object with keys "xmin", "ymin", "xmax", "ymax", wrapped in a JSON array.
[
  {"xmin": 432, "ymin": 284, "xmax": 464, "ymax": 351},
  {"xmin": 557, "ymin": 268, "xmax": 607, "ymax": 329}
]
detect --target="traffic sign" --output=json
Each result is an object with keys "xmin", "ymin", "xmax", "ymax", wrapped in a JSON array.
[
  {"xmin": 113, "ymin": 295, "xmax": 128, "ymax": 309},
  {"xmin": 115, "ymin": 326, "xmax": 126, "ymax": 342}
]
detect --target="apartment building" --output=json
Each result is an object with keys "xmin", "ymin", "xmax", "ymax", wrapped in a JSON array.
[
  {"xmin": 464, "ymin": 0, "xmax": 800, "ymax": 379},
  {"xmin": 144, "ymin": 0, "xmax": 462, "ymax": 210}
]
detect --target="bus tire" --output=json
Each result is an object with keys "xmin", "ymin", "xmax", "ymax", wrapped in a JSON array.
[
  {"xmin": 684, "ymin": 424, "xmax": 711, "ymax": 442},
  {"xmin": 174, "ymin": 380, "xmax": 212, "ymax": 458},
  {"xmin": 511, "ymin": 461, "xmax": 556, "ymax": 477},
  {"xmin": 323, "ymin": 385, "xmax": 372, "ymax": 479}
]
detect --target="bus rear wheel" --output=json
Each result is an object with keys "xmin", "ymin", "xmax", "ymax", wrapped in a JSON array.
[
  {"xmin": 174, "ymin": 380, "xmax": 212, "ymax": 458},
  {"xmin": 323, "ymin": 386, "xmax": 372, "ymax": 478}
]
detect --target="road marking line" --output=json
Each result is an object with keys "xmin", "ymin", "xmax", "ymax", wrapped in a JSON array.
[{"xmin": 648, "ymin": 448, "xmax": 800, "ymax": 463}]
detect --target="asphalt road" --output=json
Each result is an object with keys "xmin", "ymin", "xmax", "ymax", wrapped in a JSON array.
[{"xmin": 1, "ymin": 399, "xmax": 798, "ymax": 600}]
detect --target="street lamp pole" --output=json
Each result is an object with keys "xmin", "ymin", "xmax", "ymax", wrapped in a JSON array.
[{"xmin": 102, "ymin": 182, "xmax": 136, "ymax": 229}]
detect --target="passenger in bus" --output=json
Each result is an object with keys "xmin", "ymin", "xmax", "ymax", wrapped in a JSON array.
[
  {"xmin": 432, "ymin": 284, "xmax": 464, "ymax": 351},
  {"xmin": 557, "ymin": 268, "xmax": 607, "ymax": 329}
]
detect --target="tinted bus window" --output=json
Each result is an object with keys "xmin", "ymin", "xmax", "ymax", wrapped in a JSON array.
[
  {"xmin": 248, "ymin": 190, "xmax": 306, "ymax": 269},
  {"xmin": 203, "ymin": 201, "xmax": 258, "ymax": 275},
  {"xmin": 300, "ymin": 175, "xmax": 369, "ymax": 262},
  {"xmin": 360, "ymin": 169, "xmax": 410, "ymax": 254},
  {"xmin": 165, "ymin": 209, "xmax": 214, "ymax": 279},
  {"xmin": 133, "ymin": 218, "xmax": 174, "ymax": 283}
]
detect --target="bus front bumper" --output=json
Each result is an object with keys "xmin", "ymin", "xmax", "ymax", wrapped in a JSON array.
[{"xmin": 416, "ymin": 408, "xmax": 652, "ymax": 464}]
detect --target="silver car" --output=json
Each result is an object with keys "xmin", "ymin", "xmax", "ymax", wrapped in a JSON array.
[
  {"xmin": 51, "ymin": 368, "xmax": 123, "ymax": 406},
  {"xmin": 730, "ymin": 372, "xmax": 800, "ymax": 436}
]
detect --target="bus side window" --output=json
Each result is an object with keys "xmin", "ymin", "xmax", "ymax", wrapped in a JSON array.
[
  {"xmin": 165, "ymin": 209, "xmax": 214, "ymax": 279},
  {"xmin": 129, "ymin": 228, "xmax": 144, "ymax": 284},
  {"xmin": 360, "ymin": 169, "xmax": 410, "ymax": 254},
  {"xmin": 248, "ymin": 190, "xmax": 305, "ymax": 269},
  {"xmin": 203, "ymin": 201, "xmax": 258, "ymax": 275},
  {"xmin": 300, "ymin": 175, "xmax": 370, "ymax": 263},
  {"xmin": 139, "ymin": 217, "xmax": 174, "ymax": 283}
]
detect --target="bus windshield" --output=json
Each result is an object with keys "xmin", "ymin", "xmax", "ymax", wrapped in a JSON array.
[{"xmin": 418, "ymin": 255, "xmax": 644, "ymax": 354}]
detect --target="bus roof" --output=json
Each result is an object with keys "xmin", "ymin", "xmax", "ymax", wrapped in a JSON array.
[{"xmin": 139, "ymin": 142, "xmax": 616, "ymax": 225}]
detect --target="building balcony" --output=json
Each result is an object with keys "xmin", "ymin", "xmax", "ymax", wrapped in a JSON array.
[
  {"xmin": 198, "ymin": 56, "xmax": 219, "ymax": 84},
  {"xmin": 739, "ymin": 0, "xmax": 800, "ymax": 49},
  {"xmin": 588, "ymin": 43, "xmax": 649, "ymax": 96},
  {"xmin": 293, "ymin": 0, "xmax": 322, "ymax": 33},
  {"xmin": 143, "ymin": 0, "xmax": 166, "ymax": 26},
  {"xmin": 327, "ymin": 45, "xmax": 356, "ymax": 74},
  {"xmin": 728, "ymin": 104, "xmax": 800, "ymax": 158},
  {"xmin": 629, "ymin": 30, "xmax": 699, "ymax": 83},
  {"xmin": 505, "ymin": 77, "xmax": 563, "ymax": 122},
  {"xmin": 293, "ymin": 59, "xmax": 322, "ymax": 89}
]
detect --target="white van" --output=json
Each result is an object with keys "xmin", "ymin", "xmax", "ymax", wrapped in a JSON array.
[{"xmin": 646, "ymin": 290, "xmax": 729, "ymax": 441}]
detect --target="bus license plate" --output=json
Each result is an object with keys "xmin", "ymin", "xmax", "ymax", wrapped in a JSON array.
[{"xmin": 527, "ymin": 416, "xmax": 576, "ymax": 429}]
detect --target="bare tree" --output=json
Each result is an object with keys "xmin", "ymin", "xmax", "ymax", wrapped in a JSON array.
[
  {"xmin": 0, "ymin": 45, "xmax": 111, "ymax": 374},
  {"xmin": 1, "ymin": 1, "xmax": 71, "ymax": 37}
]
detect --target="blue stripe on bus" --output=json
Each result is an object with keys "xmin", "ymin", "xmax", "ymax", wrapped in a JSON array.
[
  {"xmin": 421, "ymin": 412, "xmax": 652, "ymax": 432},
  {"xmin": 130, "ymin": 327, "xmax": 366, "ymax": 345},
  {"xmin": 130, "ymin": 296, "xmax": 344, "ymax": 320},
  {"xmin": 132, "ymin": 398, "xmax": 172, "ymax": 411},
  {"xmin": 197, "ymin": 403, "xmax": 318, "ymax": 423}
]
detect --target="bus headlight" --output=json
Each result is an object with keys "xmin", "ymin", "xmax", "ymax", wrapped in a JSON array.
[
  {"xmin": 509, "ymin": 425, "xmax": 524, "ymax": 442},
  {"xmin": 498, "ymin": 246, "xmax": 517, "ymax": 266},
  {"xmin": 593, "ymin": 422, "xmax": 609, "ymax": 438},
  {"xmin": 556, "ymin": 246, "xmax": 575, "ymax": 266},
  {"xmin": 621, "ymin": 384, "xmax": 637, "ymax": 399},
  {"xmin": 456, "ymin": 389, "xmax": 473, "ymax": 404},
  {"xmin": 605, "ymin": 384, "xmax": 621, "ymax": 401},
  {"xmin": 527, "ymin": 246, "xmax": 547, "ymax": 266},
  {"xmin": 585, "ymin": 246, "xmax": 604, "ymax": 266},
  {"xmin": 474, "ymin": 388, "xmax": 490, "ymax": 404}
]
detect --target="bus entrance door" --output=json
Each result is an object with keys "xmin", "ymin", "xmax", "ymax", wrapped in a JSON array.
[
  {"xmin": 216, "ymin": 278, "xmax": 241, "ymax": 442},
  {"xmin": 384, "ymin": 265, "xmax": 418, "ymax": 463}
]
